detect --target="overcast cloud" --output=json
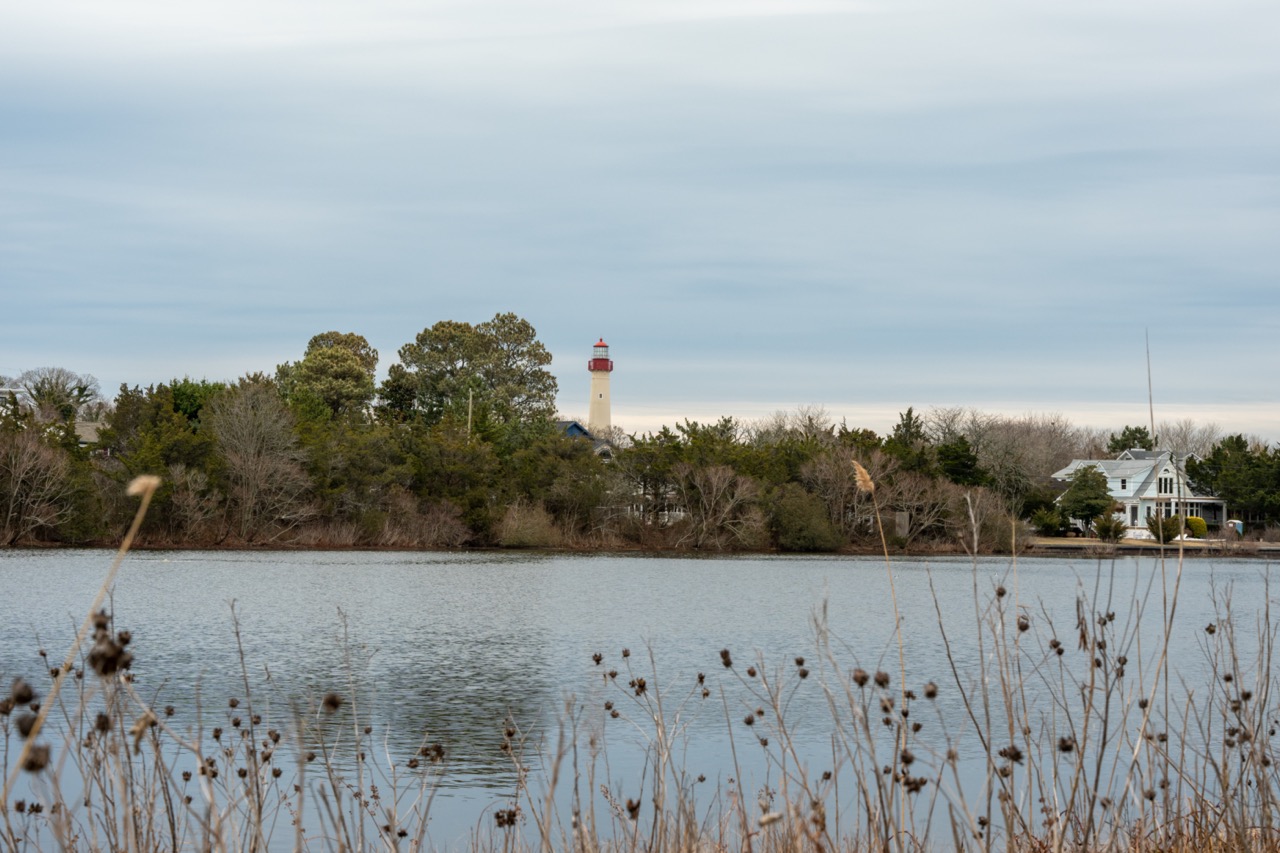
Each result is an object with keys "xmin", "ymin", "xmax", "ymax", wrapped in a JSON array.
[{"xmin": 2, "ymin": 0, "xmax": 1277, "ymax": 437}]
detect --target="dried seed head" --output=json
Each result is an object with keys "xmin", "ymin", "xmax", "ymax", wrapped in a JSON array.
[
  {"xmin": 22, "ymin": 744, "xmax": 51, "ymax": 772},
  {"xmin": 322, "ymin": 693, "xmax": 343, "ymax": 713},
  {"xmin": 127, "ymin": 475, "xmax": 162, "ymax": 497},
  {"xmin": 87, "ymin": 635, "xmax": 133, "ymax": 676},
  {"xmin": 853, "ymin": 460, "xmax": 875, "ymax": 494},
  {"xmin": 923, "ymin": 682, "xmax": 938, "ymax": 700},
  {"xmin": 852, "ymin": 668, "xmax": 869, "ymax": 688},
  {"xmin": 10, "ymin": 678, "xmax": 35, "ymax": 705},
  {"xmin": 16, "ymin": 712, "xmax": 38, "ymax": 739},
  {"xmin": 874, "ymin": 671, "xmax": 890, "ymax": 688}
]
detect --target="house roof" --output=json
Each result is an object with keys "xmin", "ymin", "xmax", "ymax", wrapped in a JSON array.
[
  {"xmin": 1116, "ymin": 449, "xmax": 1161, "ymax": 460},
  {"xmin": 556, "ymin": 419, "xmax": 614, "ymax": 457},
  {"xmin": 1052, "ymin": 450, "xmax": 1219, "ymax": 501},
  {"xmin": 74, "ymin": 421, "xmax": 103, "ymax": 445}
]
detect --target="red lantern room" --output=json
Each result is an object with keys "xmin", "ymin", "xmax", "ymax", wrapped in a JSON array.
[{"xmin": 588, "ymin": 338, "xmax": 613, "ymax": 372}]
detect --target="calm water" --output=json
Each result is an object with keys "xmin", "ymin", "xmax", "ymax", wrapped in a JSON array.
[{"xmin": 1, "ymin": 549, "xmax": 1275, "ymax": 845}]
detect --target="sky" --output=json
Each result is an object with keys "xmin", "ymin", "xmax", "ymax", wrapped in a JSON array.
[{"xmin": 2, "ymin": 0, "xmax": 1278, "ymax": 439}]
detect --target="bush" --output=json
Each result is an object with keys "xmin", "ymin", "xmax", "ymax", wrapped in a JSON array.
[
  {"xmin": 496, "ymin": 500, "xmax": 562, "ymax": 548},
  {"xmin": 1146, "ymin": 514, "xmax": 1183, "ymax": 544},
  {"xmin": 1185, "ymin": 516, "xmax": 1208, "ymax": 538},
  {"xmin": 770, "ymin": 484, "xmax": 843, "ymax": 552},
  {"xmin": 1092, "ymin": 515, "xmax": 1127, "ymax": 543},
  {"xmin": 1030, "ymin": 507, "xmax": 1064, "ymax": 537}
]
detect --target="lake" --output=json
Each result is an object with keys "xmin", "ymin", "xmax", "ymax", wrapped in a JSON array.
[{"xmin": 1, "ymin": 549, "xmax": 1274, "ymax": 848}]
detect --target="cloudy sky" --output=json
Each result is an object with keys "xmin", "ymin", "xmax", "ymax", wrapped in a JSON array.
[{"xmin": 3, "ymin": 0, "xmax": 1278, "ymax": 438}]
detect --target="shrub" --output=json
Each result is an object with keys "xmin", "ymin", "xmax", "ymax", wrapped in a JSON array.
[
  {"xmin": 1184, "ymin": 515, "xmax": 1208, "ymax": 538},
  {"xmin": 1030, "ymin": 507, "xmax": 1064, "ymax": 537},
  {"xmin": 770, "ymin": 484, "xmax": 843, "ymax": 552},
  {"xmin": 496, "ymin": 500, "xmax": 562, "ymax": 548},
  {"xmin": 1146, "ymin": 513, "xmax": 1183, "ymax": 543},
  {"xmin": 1093, "ymin": 515, "xmax": 1127, "ymax": 542}
]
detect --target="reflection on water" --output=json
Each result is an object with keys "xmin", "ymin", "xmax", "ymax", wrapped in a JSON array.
[{"xmin": 0, "ymin": 549, "xmax": 1273, "ymax": 844}]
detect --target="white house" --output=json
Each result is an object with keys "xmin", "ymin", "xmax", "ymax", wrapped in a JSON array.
[{"xmin": 1051, "ymin": 449, "xmax": 1226, "ymax": 533}]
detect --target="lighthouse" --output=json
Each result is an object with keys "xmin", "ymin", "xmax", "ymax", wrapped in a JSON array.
[{"xmin": 587, "ymin": 338, "xmax": 613, "ymax": 436}]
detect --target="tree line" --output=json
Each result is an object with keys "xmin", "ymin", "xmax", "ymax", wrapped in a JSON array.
[{"xmin": 2, "ymin": 315, "xmax": 1277, "ymax": 551}]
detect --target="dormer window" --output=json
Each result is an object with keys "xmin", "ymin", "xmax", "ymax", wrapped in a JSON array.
[{"xmin": 1120, "ymin": 478, "xmax": 1127, "ymax": 490}]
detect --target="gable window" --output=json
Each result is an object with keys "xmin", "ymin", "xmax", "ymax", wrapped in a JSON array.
[
  {"xmin": 1120, "ymin": 478, "xmax": 1127, "ymax": 490},
  {"xmin": 1158, "ymin": 475, "xmax": 1174, "ymax": 494}
]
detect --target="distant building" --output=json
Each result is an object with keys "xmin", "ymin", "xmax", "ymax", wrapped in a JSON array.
[
  {"xmin": 555, "ymin": 420, "xmax": 613, "ymax": 459},
  {"xmin": 1052, "ymin": 449, "xmax": 1226, "ymax": 534},
  {"xmin": 587, "ymin": 338, "xmax": 612, "ymax": 437}
]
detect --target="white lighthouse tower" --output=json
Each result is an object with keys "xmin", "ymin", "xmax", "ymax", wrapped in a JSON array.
[{"xmin": 587, "ymin": 338, "xmax": 613, "ymax": 436}]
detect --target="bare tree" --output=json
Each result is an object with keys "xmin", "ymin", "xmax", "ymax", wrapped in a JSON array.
[
  {"xmin": 16, "ymin": 367, "xmax": 100, "ymax": 423},
  {"xmin": 944, "ymin": 487, "xmax": 1026, "ymax": 554},
  {"xmin": 802, "ymin": 447, "xmax": 899, "ymax": 542},
  {"xmin": 747, "ymin": 405, "xmax": 835, "ymax": 446},
  {"xmin": 883, "ymin": 471, "xmax": 954, "ymax": 546},
  {"xmin": 206, "ymin": 382, "xmax": 315, "ymax": 543},
  {"xmin": 673, "ymin": 464, "xmax": 765, "ymax": 550},
  {"xmin": 0, "ymin": 428, "xmax": 73, "ymax": 545},
  {"xmin": 167, "ymin": 463, "xmax": 224, "ymax": 543},
  {"xmin": 1156, "ymin": 418, "xmax": 1221, "ymax": 458}
]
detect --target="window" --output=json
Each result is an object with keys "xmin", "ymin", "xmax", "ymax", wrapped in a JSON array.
[
  {"xmin": 1130, "ymin": 506, "xmax": 1138, "ymax": 524},
  {"xmin": 1158, "ymin": 475, "xmax": 1174, "ymax": 495},
  {"xmin": 1120, "ymin": 478, "xmax": 1127, "ymax": 490}
]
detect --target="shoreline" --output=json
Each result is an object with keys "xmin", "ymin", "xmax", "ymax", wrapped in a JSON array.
[{"xmin": 6, "ymin": 538, "xmax": 1279, "ymax": 558}]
